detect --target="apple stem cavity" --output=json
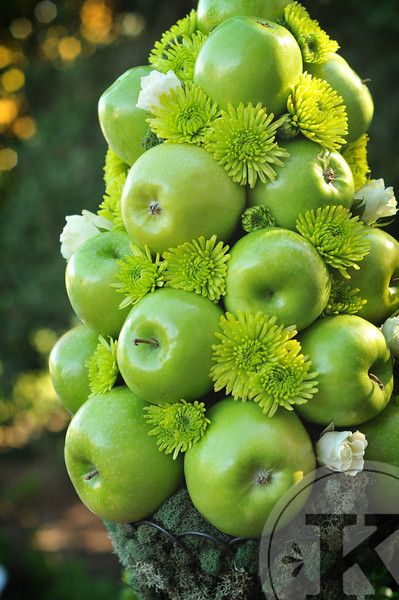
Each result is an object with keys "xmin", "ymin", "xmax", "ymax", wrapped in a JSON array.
[
  {"xmin": 324, "ymin": 167, "xmax": 336, "ymax": 184},
  {"xmin": 84, "ymin": 469, "xmax": 99, "ymax": 481},
  {"xmin": 254, "ymin": 469, "xmax": 273, "ymax": 486},
  {"xmin": 134, "ymin": 337, "xmax": 159, "ymax": 348},
  {"xmin": 148, "ymin": 201, "xmax": 161, "ymax": 216},
  {"xmin": 369, "ymin": 372, "xmax": 385, "ymax": 390}
]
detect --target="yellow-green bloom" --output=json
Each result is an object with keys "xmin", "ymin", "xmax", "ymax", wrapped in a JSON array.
[
  {"xmin": 204, "ymin": 103, "xmax": 288, "ymax": 189},
  {"xmin": 283, "ymin": 2, "xmax": 339, "ymax": 64},
  {"xmin": 103, "ymin": 147, "xmax": 129, "ymax": 190},
  {"xmin": 211, "ymin": 312, "xmax": 298, "ymax": 402},
  {"xmin": 287, "ymin": 72, "xmax": 348, "ymax": 151},
  {"xmin": 112, "ymin": 245, "xmax": 166, "ymax": 309},
  {"xmin": 144, "ymin": 400, "xmax": 210, "ymax": 459},
  {"xmin": 342, "ymin": 134, "xmax": 371, "ymax": 192},
  {"xmin": 323, "ymin": 272, "xmax": 367, "ymax": 316},
  {"xmin": 98, "ymin": 172, "xmax": 126, "ymax": 231},
  {"xmin": 241, "ymin": 206, "xmax": 276, "ymax": 233},
  {"xmin": 163, "ymin": 235, "xmax": 230, "ymax": 302},
  {"xmin": 149, "ymin": 10, "xmax": 198, "ymax": 66},
  {"xmin": 296, "ymin": 205, "xmax": 370, "ymax": 279},
  {"xmin": 147, "ymin": 83, "xmax": 220, "ymax": 146},
  {"xmin": 86, "ymin": 336, "xmax": 119, "ymax": 395},
  {"xmin": 150, "ymin": 31, "xmax": 207, "ymax": 83}
]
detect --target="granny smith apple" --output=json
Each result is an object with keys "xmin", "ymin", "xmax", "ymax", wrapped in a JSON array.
[
  {"xmin": 121, "ymin": 143, "xmax": 245, "ymax": 254},
  {"xmin": 361, "ymin": 398, "xmax": 399, "ymax": 467},
  {"xmin": 65, "ymin": 387, "xmax": 183, "ymax": 522},
  {"xmin": 347, "ymin": 228, "xmax": 399, "ymax": 325},
  {"xmin": 197, "ymin": 0, "xmax": 291, "ymax": 34},
  {"xmin": 117, "ymin": 288, "xmax": 223, "ymax": 404},
  {"xmin": 297, "ymin": 315, "xmax": 393, "ymax": 426},
  {"xmin": 66, "ymin": 231, "xmax": 132, "ymax": 337},
  {"xmin": 307, "ymin": 53, "xmax": 374, "ymax": 144},
  {"xmin": 185, "ymin": 398, "xmax": 315, "ymax": 538},
  {"xmin": 49, "ymin": 324, "xmax": 98, "ymax": 414},
  {"xmin": 194, "ymin": 17, "xmax": 303, "ymax": 114},
  {"xmin": 224, "ymin": 228, "xmax": 331, "ymax": 330},
  {"xmin": 98, "ymin": 66, "xmax": 152, "ymax": 165},
  {"xmin": 248, "ymin": 139, "xmax": 355, "ymax": 230}
]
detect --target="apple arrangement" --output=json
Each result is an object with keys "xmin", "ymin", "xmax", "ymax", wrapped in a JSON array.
[{"xmin": 50, "ymin": 1, "xmax": 399, "ymax": 597}]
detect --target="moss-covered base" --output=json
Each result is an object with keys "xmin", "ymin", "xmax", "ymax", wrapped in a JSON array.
[{"xmin": 105, "ymin": 489, "xmax": 263, "ymax": 600}]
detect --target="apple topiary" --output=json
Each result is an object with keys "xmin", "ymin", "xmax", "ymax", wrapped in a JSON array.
[{"xmin": 51, "ymin": 2, "xmax": 399, "ymax": 598}]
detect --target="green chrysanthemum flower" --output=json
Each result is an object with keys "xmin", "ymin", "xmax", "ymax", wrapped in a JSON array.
[
  {"xmin": 86, "ymin": 336, "xmax": 119, "ymax": 395},
  {"xmin": 149, "ymin": 10, "xmax": 198, "ymax": 64},
  {"xmin": 322, "ymin": 272, "xmax": 368, "ymax": 316},
  {"xmin": 296, "ymin": 205, "xmax": 370, "ymax": 279},
  {"xmin": 252, "ymin": 350, "xmax": 318, "ymax": 417},
  {"xmin": 287, "ymin": 72, "xmax": 348, "ymax": 151},
  {"xmin": 242, "ymin": 206, "xmax": 277, "ymax": 233},
  {"xmin": 204, "ymin": 103, "xmax": 288, "ymax": 189},
  {"xmin": 147, "ymin": 83, "xmax": 220, "ymax": 146},
  {"xmin": 150, "ymin": 31, "xmax": 206, "ymax": 83},
  {"xmin": 103, "ymin": 147, "xmax": 129, "ymax": 190},
  {"xmin": 163, "ymin": 235, "xmax": 230, "ymax": 302},
  {"xmin": 144, "ymin": 400, "xmax": 210, "ymax": 459},
  {"xmin": 283, "ymin": 2, "xmax": 339, "ymax": 64},
  {"xmin": 98, "ymin": 172, "xmax": 126, "ymax": 231},
  {"xmin": 342, "ymin": 134, "xmax": 371, "ymax": 192},
  {"xmin": 210, "ymin": 312, "xmax": 298, "ymax": 402},
  {"xmin": 112, "ymin": 245, "xmax": 166, "ymax": 309}
]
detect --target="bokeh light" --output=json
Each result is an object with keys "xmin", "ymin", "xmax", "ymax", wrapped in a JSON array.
[
  {"xmin": 9, "ymin": 18, "xmax": 33, "ymax": 40},
  {"xmin": 80, "ymin": 0, "xmax": 114, "ymax": 44},
  {"xmin": 12, "ymin": 116, "xmax": 37, "ymax": 140},
  {"xmin": 0, "ymin": 148, "xmax": 18, "ymax": 171},
  {"xmin": 1, "ymin": 68, "xmax": 25, "ymax": 93},
  {"xmin": 58, "ymin": 36, "xmax": 82, "ymax": 62},
  {"xmin": 34, "ymin": 0, "xmax": 57, "ymax": 24},
  {"xmin": 0, "ymin": 98, "xmax": 19, "ymax": 127},
  {"xmin": 0, "ymin": 45, "xmax": 14, "ymax": 69}
]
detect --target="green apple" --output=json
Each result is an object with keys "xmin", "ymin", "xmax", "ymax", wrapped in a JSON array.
[
  {"xmin": 361, "ymin": 398, "xmax": 399, "ymax": 467},
  {"xmin": 66, "ymin": 231, "xmax": 132, "ymax": 337},
  {"xmin": 248, "ymin": 139, "xmax": 355, "ymax": 230},
  {"xmin": 347, "ymin": 228, "xmax": 399, "ymax": 325},
  {"xmin": 297, "ymin": 315, "xmax": 393, "ymax": 426},
  {"xmin": 224, "ymin": 228, "xmax": 331, "ymax": 330},
  {"xmin": 49, "ymin": 324, "xmax": 98, "ymax": 414},
  {"xmin": 194, "ymin": 17, "xmax": 303, "ymax": 115},
  {"xmin": 121, "ymin": 143, "xmax": 245, "ymax": 254},
  {"xmin": 65, "ymin": 387, "xmax": 183, "ymax": 522},
  {"xmin": 307, "ymin": 53, "xmax": 374, "ymax": 144},
  {"xmin": 117, "ymin": 288, "xmax": 223, "ymax": 404},
  {"xmin": 98, "ymin": 66, "xmax": 152, "ymax": 165},
  {"xmin": 197, "ymin": 0, "xmax": 291, "ymax": 34},
  {"xmin": 185, "ymin": 398, "xmax": 315, "ymax": 538}
]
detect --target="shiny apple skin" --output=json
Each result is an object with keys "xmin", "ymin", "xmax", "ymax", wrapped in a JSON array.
[{"xmin": 197, "ymin": 0, "xmax": 291, "ymax": 33}]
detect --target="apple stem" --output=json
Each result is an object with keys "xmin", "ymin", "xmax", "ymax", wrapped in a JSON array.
[
  {"xmin": 84, "ymin": 469, "xmax": 99, "ymax": 481},
  {"xmin": 369, "ymin": 372, "xmax": 385, "ymax": 390},
  {"xmin": 134, "ymin": 337, "xmax": 159, "ymax": 348},
  {"xmin": 324, "ymin": 167, "xmax": 336, "ymax": 183}
]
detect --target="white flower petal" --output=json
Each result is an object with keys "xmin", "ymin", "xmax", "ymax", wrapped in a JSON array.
[
  {"xmin": 316, "ymin": 430, "xmax": 367, "ymax": 476},
  {"xmin": 60, "ymin": 210, "xmax": 112, "ymax": 260},
  {"xmin": 355, "ymin": 178, "xmax": 397, "ymax": 225},
  {"xmin": 136, "ymin": 69, "xmax": 182, "ymax": 112}
]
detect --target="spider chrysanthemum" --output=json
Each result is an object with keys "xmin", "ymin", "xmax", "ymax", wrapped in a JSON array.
[
  {"xmin": 323, "ymin": 272, "xmax": 367, "ymax": 316},
  {"xmin": 210, "ymin": 312, "xmax": 298, "ymax": 402},
  {"xmin": 242, "ymin": 206, "xmax": 277, "ymax": 233},
  {"xmin": 163, "ymin": 235, "xmax": 230, "ymax": 302},
  {"xmin": 342, "ymin": 134, "xmax": 371, "ymax": 192},
  {"xmin": 252, "ymin": 350, "xmax": 318, "ymax": 417},
  {"xmin": 150, "ymin": 31, "xmax": 206, "ymax": 83},
  {"xmin": 283, "ymin": 2, "xmax": 339, "ymax": 64},
  {"xmin": 204, "ymin": 103, "xmax": 288, "ymax": 188},
  {"xmin": 144, "ymin": 400, "xmax": 210, "ymax": 459},
  {"xmin": 149, "ymin": 10, "xmax": 198, "ymax": 64},
  {"xmin": 98, "ymin": 172, "xmax": 126, "ymax": 230},
  {"xmin": 287, "ymin": 72, "xmax": 348, "ymax": 151},
  {"xmin": 112, "ymin": 244, "xmax": 166, "ymax": 309},
  {"xmin": 86, "ymin": 336, "xmax": 119, "ymax": 395},
  {"xmin": 296, "ymin": 205, "xmax": 370, "ymax": 279},
  {"xmin": 103, "ymin": 147, "xmax": 129, "ymax": 190},
  {"xmin": 147, "ymin": 83, "xmax": 220, "ymax": 146}
]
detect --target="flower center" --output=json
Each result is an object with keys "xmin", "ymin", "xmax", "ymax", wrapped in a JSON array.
[{"xmin": 261, "ymin": 363, "xmax": 303, "ymax": 401}]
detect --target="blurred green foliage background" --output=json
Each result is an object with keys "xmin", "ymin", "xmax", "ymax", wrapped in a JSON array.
[{"xmin": 0, "ymin": 1, "xmax": 397, "ymax": 598}]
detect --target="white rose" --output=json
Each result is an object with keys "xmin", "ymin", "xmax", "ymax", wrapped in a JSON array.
[
  {"xmin": 136, "ymin": 69, "xmax": 182, "ymax": 112},
  {"xmin": 355, "ymin": 178, "xmax": 397, "ymax": 225},
  {"xmin": 316, "ymin": 430, "xmax": 368, "ymax": 477},
  {"xmin": 381, "ymin": 315, "xmax": 399, "ymax": 358},
  {"xmin": 60, "ymin": 210, "xmax": 112, "ymax": 260}
]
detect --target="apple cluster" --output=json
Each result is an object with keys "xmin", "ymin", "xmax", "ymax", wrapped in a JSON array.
[{"xmin": 50, "ymin": 0, "xmax": 399, "ymax": 543}]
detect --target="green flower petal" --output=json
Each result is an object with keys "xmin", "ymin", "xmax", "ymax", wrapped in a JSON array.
[
  {"xmin": 204, "ymin": 102, "xmax": 288, "ymax": 189},
  {"xmin": 241, "ymin": 206, "xmax": 277, "ymax": 233},
  {"xmin": 144, "ymin": 400, "xmax": 210, "ymax": 459},
  {"xmin": 342, "ymin": 134, "xmax": 371, "ymax": 192},
  {"xmin": 86, "ymin": 336, "xmax": 119, "ymax": 395},
  {"xmin": 150, "ymin": 31, "xmax": 206, "ymax": 83},
  {"xmin": 322, "ymin": 272, "xmax": 368, "ymax": 316},
  {"xmin": 163, "ymin": 235, "xmax": 230, "ymax": 302},
  {"xmin": 296, "ymin": 205, "xmax": 370, "ymax": 279}
]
